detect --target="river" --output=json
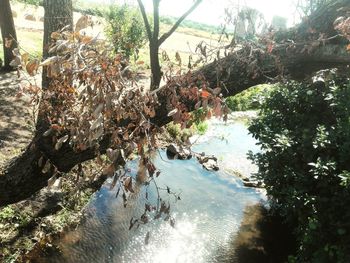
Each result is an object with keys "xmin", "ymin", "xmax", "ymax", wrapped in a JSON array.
[{"xmin": 41, "ymin": 113, "xmax": 266, "ymax": 263}]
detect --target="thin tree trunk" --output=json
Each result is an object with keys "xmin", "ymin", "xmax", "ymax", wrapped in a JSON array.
[
  {"xmin": 38, "ymin": 0, "xmax": 73, "ymax": 134},
  {"xmin": 42, "ymin": 0, "xmax": 73, "ymax": 89},
  {"xmin": 0, "ymin": 0, "xmax": 18, "ymax": 71},
  {"xmin": 150, "ymin": 42, "xmax": 161, "ymax": 88}
]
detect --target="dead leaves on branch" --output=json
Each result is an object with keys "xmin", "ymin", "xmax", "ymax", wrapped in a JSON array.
[
  {"xmin": 13, "ymin": 25, "xmax": 227, "ymax": 155},
  {"xmin": 13, "ymin": 21, "xmax": 229, "ymax": 240},
  {"xmin": 334, "ymin": 16, "xmax": 350, "ymax": 41}
]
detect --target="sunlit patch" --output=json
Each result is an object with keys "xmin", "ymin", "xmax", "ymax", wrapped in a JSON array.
[{"xmin": 116, "ymin": 214, "xmax": 213, "ymax": 262}]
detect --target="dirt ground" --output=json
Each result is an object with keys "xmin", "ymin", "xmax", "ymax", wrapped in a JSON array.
[{"xmin": 0, "ymin": 71, "xmax": 35, "ymax": 168}]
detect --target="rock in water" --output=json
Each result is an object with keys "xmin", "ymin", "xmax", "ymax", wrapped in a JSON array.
[
  {"xmin": 166, "ymin": 144, "xmax": 192, "ymax": 160},
  {"xmin": 197, "ymin": 154, "xmax": 219, "ymax": 171},
  {"xmin": 202, "ymin": 158, "xmax": 219, "ymax": 171}
]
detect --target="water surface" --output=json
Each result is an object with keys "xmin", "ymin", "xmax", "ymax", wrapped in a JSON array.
[{"xmin": 46, "ymin": 116, "xmax": 265, "ymax": 263}]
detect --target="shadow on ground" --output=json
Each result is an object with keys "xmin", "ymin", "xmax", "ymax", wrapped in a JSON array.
[{"xmin": 0, "ymin": 71, "xmax": 34, "ymax": 166}]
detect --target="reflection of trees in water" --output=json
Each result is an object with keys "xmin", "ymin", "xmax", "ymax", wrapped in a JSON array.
[{"xmin": 213, "ymin": 204, "xmax": 296, "ymax": 263}]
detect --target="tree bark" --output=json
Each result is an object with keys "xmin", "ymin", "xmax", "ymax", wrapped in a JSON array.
[
  {"xmin": 150, "ymin": 42, "xmax": 162, "ymax": 88},
  {"xmin": 0, "ymin": 0, "xmax": 349, "ymax": 207},
  {"xmin": 0, "ymin": 0, "xmax": 18, "ymax": 71},
  {"xmin": 42, "ymin": 0, "xmax": 73, "ymax": 89}
]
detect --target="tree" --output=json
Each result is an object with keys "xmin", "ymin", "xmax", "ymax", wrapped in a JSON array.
[
  {"xmin": 136, "ymin": 0, "xmax": 202, "ymax": 89},
  {"xmin": 0, "ymin": 0, "xmax": 18, "ymax": 71},
  {"xmin": 0, "ymin": 0, "xmax": 349, "ymax": 207},
  {"xmin": 105, "ymin": 4, "xmax": 146, "ymax": 60}
]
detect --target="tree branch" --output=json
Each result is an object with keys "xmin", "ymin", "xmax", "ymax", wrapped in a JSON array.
[
  {"xmin": 158, "ymin": 0, "xmax": 202, "ymax": 46},
  {"xmin": 153, "ymin": 0, "xmax": 160, "ymax": 42},
  {"xmin": 137, "ymin": 0, "xmax": 152, "ymax": 41}
]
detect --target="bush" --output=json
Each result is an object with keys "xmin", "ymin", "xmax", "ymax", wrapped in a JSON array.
[
  {"xmin": 104, "ymin": 5, "xmax": 146, "ymax": 60},
  {"xmin": 225, "ymin": 84, "xmax": 275, "ymax": 111},
  {"xmin": 248, "ymin": 72, "xmax": 350, "ymax": 262}
]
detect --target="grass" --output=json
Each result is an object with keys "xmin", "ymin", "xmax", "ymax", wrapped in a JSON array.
[
  {"xmin": 0, "ymin": 206, "xmax": 16, "ymax": 221},
  {"xmin": 166, "ymin": 110, "xmax": 209, "ymax": 142},
  {"xmin": 16, "ymin": 29, "xmax": 43, "ymax": 57},
  {"xmin": 0, "ymin": 29, "xmax": 42, "ymax": 62},
  {"xmin": 0, "ymin": 205, "xmax": 31, "ymax": 228}
]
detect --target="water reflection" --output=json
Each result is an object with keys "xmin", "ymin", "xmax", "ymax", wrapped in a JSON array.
[{"xmin": 43, "ymin": 118, "xmax": 265, "ymax": 263}]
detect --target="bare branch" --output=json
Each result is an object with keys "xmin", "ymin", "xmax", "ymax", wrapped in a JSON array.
[
  {"xmin": 137, "ymin": 0, "xmax": 152, "ymax": 41},
  {"xmin": 158, "ymin": 0, "xmax": 202, "ymax": 45}
]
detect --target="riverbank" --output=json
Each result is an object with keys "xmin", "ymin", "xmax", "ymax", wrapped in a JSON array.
[{"xmin": 0, "ymin": 162, "xmax": 106, "ymax": 262}]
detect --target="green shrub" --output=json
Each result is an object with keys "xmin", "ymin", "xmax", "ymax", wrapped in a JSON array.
[
  {"xmin": 248, "ymin": 72, "xmax": 350, "ymax": 262},
  {"xmin": 104, "ymin": 5, "xmax": 146, "ymax": 60},
  {"xmin": 189, "ymin": 108, "xmax": 208, "ymax": 135},
  {"xmin": 226, "ymin": 84, "xmax": 275, "ymax": 111},
  {"xmin": 194, "ymin": 121, "xmax": 208, "ymax": 135}
]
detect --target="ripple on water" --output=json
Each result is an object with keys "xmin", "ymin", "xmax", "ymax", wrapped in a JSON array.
[{"xmin": 42, "ymin": 118, "xmax": 265, "ymax": 263}]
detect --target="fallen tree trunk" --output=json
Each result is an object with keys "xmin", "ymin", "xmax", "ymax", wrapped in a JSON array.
[{"xmin": 1, "ymin": 0, "xmax": 349, "ymax": 207}]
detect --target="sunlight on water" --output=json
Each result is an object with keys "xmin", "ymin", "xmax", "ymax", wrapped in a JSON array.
[{"xmin": 120, "ymin": 214, "xmax": 209, "ymax": 263}]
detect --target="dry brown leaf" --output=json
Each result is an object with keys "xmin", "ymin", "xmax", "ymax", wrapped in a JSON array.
[
  {"xmin": 102, "ymin": 163, "xmax": 115, "ymax": 177},
  {"xmin": 167, "ymin": 108, "xmax": 178, "ymax": 117},
  {"xmin": 75, "ymin": 15, "xmax": 89, "ymax": 32},
  {"xmin": 51, "ymin": 32, "xmax": 61, "ymax": 40},
  {"xmin": 42, "ymin": 160, "xmax": 51, "ymax": 174},
  {"xmin": 21, "ymin": 53, "xmax": 29, "ymax": 64},
  {"xmin": 9, "ymin": 56, "xmax": 21, "ymax": 68},
  {"xmin": 213, "ymin": 87, "xmax": 221, "ymax": 95},
  {"xmin": 55, "ymin": 135, "xmax": 69, "ymax": 150},
  {"xmin": 194, "ymin": 101, "xmax": 201, "ymax": 110},
  {"xmin": 40, "ymin": 56, "xmax": 58, "ymax": 67},
  {"xmin": 26, "ymin": 60, "xmax": 39, "ymax": 76},
  {"xmin": 5, "ymin": 38, "xmax": 13, "ymax": 48}
]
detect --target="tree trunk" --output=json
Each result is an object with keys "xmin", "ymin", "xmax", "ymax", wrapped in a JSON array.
[
  {"xmin": 38, "ymin": 0, "xmax": 73, "ymax": 134},
  {"xmin": 42, "ymin": 0, "xmax": 73, "ymax": 89},
  {"xmin": 0, "ymin": 0, "xmax": 18, "ymax": 71},
  {"xmin": 0, "ymin": 0, "xmax": 73, "ymax": 206},
  {"xmin": 150, "ymin": 42, "xmax": 162, "ymax": 89},
  {"xmin": 0, "ymin": 141, "xmax": 55, "ymax": 205},
  {"xmin": 0, "ymin": 0, "xmax": 349, "ymax": 207}
]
